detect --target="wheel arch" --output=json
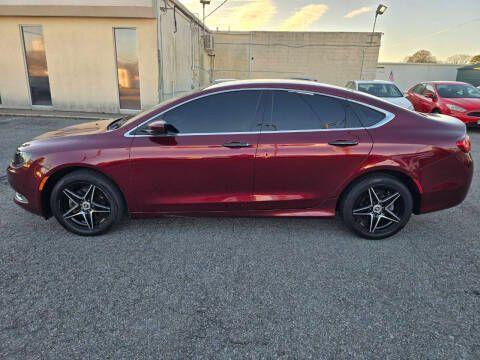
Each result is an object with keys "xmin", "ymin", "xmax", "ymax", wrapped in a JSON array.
[
  {"xmin": 336, "ymin": 168, "xmax": 422, "ymax": 215},
  {"xmin": 40, "ymin": 165, "xmax": 128, "ymax": 218}
]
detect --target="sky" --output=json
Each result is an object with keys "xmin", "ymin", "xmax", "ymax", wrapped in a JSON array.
[{"xmin": 179, "ymin": 0, "xmax": 480, "ymax": 62}]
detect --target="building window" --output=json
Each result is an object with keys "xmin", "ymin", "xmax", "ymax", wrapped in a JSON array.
[
  {"xmin": 21, "ymin": 25, "xmax": 52, "ymax": 106},
  {"xmin": 114, "ymin": 28, "xmax": 141, "ymax": 110}
]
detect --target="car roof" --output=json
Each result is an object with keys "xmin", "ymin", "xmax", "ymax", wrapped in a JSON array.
[
  {"xmin": 353, "ymin": 80, "xmax": 396, "ymax": 85},
  {"xmin": 205, "ymin": 78, "xmax": 343, "ymax": 91},
  {"xmin": 426, "ymin": 81, "xmax": 469, "ymax": 85}
]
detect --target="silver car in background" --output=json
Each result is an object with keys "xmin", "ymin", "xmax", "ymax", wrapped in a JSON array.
[{"xmin": 345, "ymin": 80, "xmax": 414, "ymax": 110}]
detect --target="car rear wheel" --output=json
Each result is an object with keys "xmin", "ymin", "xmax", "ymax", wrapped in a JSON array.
[
  {"xmin": 50, "ymin": 170, "xmax": 124, "ymax": 236},
  {"xmin": 341, "ymin": 175, "xmax": 413, "ymax": 240}
]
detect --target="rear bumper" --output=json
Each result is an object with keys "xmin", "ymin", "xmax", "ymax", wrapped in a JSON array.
[{"xmin": 419, "ymin": 152, "xmax": 474, "ymax": 214}]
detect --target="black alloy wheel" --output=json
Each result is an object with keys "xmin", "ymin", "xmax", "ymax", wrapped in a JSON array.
[
  {"xmin": 50, "ymin": 170, "xmax": 124, "ymax": 236},
  {"xmin": 341, "ymin": 175, "xmax": 413, "ymax": 239}
]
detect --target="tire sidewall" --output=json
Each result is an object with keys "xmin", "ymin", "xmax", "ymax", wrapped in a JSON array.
[
  {"xmin": 342, "ymin": 175, "xmax": 413, "ymax": 240},
  {"xmin": 50, "ymin": 170, "xmax": 123, "ymax": 236}
]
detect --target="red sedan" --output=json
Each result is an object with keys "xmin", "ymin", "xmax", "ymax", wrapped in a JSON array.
[
  {"xmin": 7, "ymin": 80, "xmax": 473, "ymax": 239},
  {"xmin": 406, "ymin": 81, "xmax": 480, "ymax": 126}
]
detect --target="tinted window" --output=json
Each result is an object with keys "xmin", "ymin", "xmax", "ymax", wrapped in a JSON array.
[
  {"xmin": 270, "ymin": 91, "xmax": 362, "ymax": 130},
  {"xmin": 141, "ymin": 90, "xmax": 261, "ymax": 134},
  {"xmin": 349, "ymin": 102, "xmax": 386, "ymax": 127}
]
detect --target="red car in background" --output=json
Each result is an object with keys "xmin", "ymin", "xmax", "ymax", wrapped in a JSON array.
[
  {"xmin": 7, "ymin": 80, "xmax": 474, "ymax": 239},
  {"xmin": 406, "ymin": 81, "xmax": 480, "ymax": 126}
]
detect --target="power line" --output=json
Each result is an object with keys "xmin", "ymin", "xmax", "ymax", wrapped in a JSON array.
[{"xmin": 205, "ymin": 0, "xmax": 229, "ymax": 19}]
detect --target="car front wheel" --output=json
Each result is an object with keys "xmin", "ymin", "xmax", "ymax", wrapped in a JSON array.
[
  {"xmin": 341, "ymin": 175, "xmax": 413, "ymax": 240},
  {"xmin": 50, "ymin": 170, "xmax": 125, "ymax": 236}
]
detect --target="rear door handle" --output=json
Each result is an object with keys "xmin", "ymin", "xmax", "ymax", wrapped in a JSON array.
[
  {"xmin": 223, "ymin": 141, "xmax": 251, "ymax": 148},
  {"xmin": 328, "ymin": 140, "xmax": 359, "ymax": 147}
]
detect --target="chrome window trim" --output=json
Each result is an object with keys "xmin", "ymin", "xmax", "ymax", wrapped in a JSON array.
[{"xmin": 123, "ymin": 87, "xmax": 395, "ymax": 137}]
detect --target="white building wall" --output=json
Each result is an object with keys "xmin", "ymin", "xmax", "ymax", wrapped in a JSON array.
[
  {"xmin": 376, "ymin": 63, "xmax": 460, "ymax": 91},
  {"xmin": 156, "ymin": 0, "xmax": 211, "ymax": 100}
]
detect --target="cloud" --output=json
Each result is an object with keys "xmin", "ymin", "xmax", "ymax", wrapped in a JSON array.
[
  {"xmin": 344, "ymin": 6, "xmax": 372, "ymax": 19},
  {"xmin": 279, "ymin": 4, "xmax": 328, "ymax": 31},
  {"xmin": 180, "ymin": 0, "xmax": 277, "ymax": 31}
]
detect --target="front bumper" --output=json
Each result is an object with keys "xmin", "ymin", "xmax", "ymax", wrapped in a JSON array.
[{"xmin": 7, "ymin": 165, "xmax": 44, "ymax": 216}]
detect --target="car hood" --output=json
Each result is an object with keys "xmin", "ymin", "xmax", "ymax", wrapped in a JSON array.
[
  {"xmin": 442, "ymin": 98, "xmax": 480, "ymax": 110},
  {"xmin": 34, "ymin": 119, "xmax": 113, "ymax": 140},
  {"xmin": 382, "ymin": 96, "xmax": 413, "ymax": 109}
]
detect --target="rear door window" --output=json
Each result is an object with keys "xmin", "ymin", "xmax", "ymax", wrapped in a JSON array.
[{"xmin": 270, "ymin": 90, "xmax": 362, "ymax": 131}]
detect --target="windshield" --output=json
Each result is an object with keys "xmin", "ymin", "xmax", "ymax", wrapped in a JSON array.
[
  {"xmin": 357, "ymin": 83, "xmax": 403, "ymax": 98},
  {"xmin": 436, "ymin": 84, "xmax": 480, "ymax": 99}
]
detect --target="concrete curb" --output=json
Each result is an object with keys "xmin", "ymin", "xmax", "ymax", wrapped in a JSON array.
[{"xmin": 0, "ymin": 109, "xmax": 120, "ymax": 120}]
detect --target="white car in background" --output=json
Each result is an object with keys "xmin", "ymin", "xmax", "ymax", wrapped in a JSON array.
[{"xmin": 345, "ymin": 80, "xmax": 414, "ymax": 110}]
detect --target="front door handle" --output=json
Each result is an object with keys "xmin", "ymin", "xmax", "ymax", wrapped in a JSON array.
[
  {"xmin": 328, "ymin": 140, "xmax": 359, "ymax": 147},
  {"xmin": 223, "ymin": 141, "xmax": 251, "ymax": 148}
]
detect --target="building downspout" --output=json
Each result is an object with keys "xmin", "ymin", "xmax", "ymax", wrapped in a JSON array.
[{"xmin": 155, "ymin": 0, "xmax": 165, "ymax": 102}]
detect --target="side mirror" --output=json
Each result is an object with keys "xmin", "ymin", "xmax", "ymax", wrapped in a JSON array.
[
  {"xmin": 147, "ymin": 120, "xmax": 167, "ymax": 134},
  {"xmin": 424, "ymin": 92, "xmax": 437, "ymax": 100}
]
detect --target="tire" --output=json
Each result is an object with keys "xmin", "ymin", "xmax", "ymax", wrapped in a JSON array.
[
  {"xmin": 431, "ymin": 108, "xmax": 441, "ymax": 114},
  {"xmin": 341, "ymin": 175, "xmax": 413, "ymax": 240},
  {"xmin": 50, "ymin": 169, "xmax": 125, "ymax": 236}
]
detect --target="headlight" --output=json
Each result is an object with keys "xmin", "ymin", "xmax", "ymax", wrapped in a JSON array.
[
  {"xmin": 11, "ymin": 149, "xmax": 32, "ymax": 168},
  {"xmin": 446, "ymin": 104, "xmax": 466, "ymax": 112}
]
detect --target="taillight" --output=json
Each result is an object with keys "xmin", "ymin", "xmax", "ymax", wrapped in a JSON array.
[{"xmin": 456, "ymin": 135, "xmax": 471, "ymax": 153}]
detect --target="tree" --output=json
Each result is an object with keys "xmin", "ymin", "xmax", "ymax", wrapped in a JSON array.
[
  {"xmin": 404, "ymin": 50, "xmax": 437, "ymax": 63},
  {"xmin": 470, "ymin": 54, "xmax": 480, "ymax": 64},
  {"xmin": 446, "ymin": 54, "xmax": 471, "ymax": 65}
]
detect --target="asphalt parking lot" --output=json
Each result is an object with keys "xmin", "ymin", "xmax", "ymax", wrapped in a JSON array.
[{"xmin": 1, "ymin": 115, "xmax": 479, "ymax": 358}]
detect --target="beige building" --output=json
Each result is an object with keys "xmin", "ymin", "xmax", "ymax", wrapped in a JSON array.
[
  {"xmin": 0, "ymin": 0, "xmax": 211, "ymax": 113},
  {"xmin": 213, "ymin": 31, "xmax": 382, "ymax": 86},
  {"xmin": 0, "ymin": 1, "xmax": 382, "ymax": 114}
]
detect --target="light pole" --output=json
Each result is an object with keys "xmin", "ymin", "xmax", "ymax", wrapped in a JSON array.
[
  {"xmin": 200, "ymin": 0, "xmax": 210, "ymax": 33},
  {"xmin": 372, "ymin": 4, "xmax": 387, "ymax": 39},
  {"xmin": 360, "ymin": 4, "xmax": 388, "ymax": 79}
]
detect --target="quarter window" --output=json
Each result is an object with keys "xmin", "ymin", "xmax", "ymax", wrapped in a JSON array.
[
  {"xmin": 270, "ymin": 90, "xmax": 362, "ymax": 130},
  {"xmin": 348, "ymin": 102, "xmax": 386, "ymax": 127},
  {"xmin": 140, "ymin": 90, "xmax": 262, "ymax": 134}
]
